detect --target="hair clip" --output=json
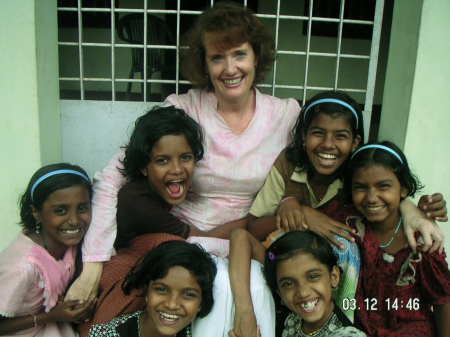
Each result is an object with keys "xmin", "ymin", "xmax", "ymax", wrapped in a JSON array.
[{"xmin": 269, "ymin": 252, "xmax": 275, "ymax": 260}]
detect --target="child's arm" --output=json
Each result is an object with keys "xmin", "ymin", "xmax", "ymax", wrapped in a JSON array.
[
  {"xmin": 276, "ymin": 198, "xmax": 356, "ymax": 250},
  {"xmin": 434, "ymin": 301, "xmax": 450, "ymax": 337},
  {"xmin": 400, "ymin": 198, "xmax": 445, "ymax": 254},
  {"xmin": 228, "ymin": 228, "xmax": 266, "ymax": 337},
  {"xmin": 189, "ymin": 217, "xmax": 249, "ymax": 239},
  {"xmin": 0, "ymin": 299, "xmax": 96, "ymax": 335},
  {"xmin": 248, "ymin": 214, "xmax": 279, "ymax": 241}
]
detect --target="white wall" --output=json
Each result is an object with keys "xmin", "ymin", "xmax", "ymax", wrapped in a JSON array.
[
  {"xmin": 380, "ymin": 0, "xmax": 450, "ymax": 260},
  {"xmin": 60, "ymin": 101, "xmax": 155, "ymax": 179},
  {"xmin": 0, "ymin": 0, "xmax": 61, "ymax": 250}
]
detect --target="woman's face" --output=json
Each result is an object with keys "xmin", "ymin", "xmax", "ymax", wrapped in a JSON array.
[
  {"xmin": 141, "ymin": 266, "xmax": 202, "ymax": 337},
  {"xmin": 204, "ymin": 41, "xmax": 257, "ymax": 103}
]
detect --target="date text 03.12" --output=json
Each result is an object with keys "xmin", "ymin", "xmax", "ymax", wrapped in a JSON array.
[{"xmin": 342, "ymin": 298, "xmax": 420, "ymax": 311}]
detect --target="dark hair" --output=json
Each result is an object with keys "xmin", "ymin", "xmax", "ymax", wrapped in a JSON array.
[
  {"xmin": 120, "ymin": 106, "xmax": 204, "ymax": 180},
  {"xmin": 263, "ymin": 230, "xmax": 339, "ymax": 293},
  {"xmin": 286, "ymin": 90, "xmax": 364, "ymax": 179},
  {"xmin": 346, "ymin": 140, "xmax": 423, "ymax": 198},
  {"xmin": 122, "ymin": 240, "xmax": 217, "ymax": 318},
  {"xmin": 181, "ymin": 1, "xmax": 275, "ymax": 90},
  {"xmin": 19, "ymin": 163, "xmax": 92, "ymax": 230}
]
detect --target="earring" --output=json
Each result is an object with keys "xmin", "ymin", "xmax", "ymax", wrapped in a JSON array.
[
  {"xmin": 302, "ymin": 143, "xmax": 306, "ymax": 151},
  {"xmin": 351, "ymin": 148, "xmax": 356, "ymax": 153},
  {"xmin": 35, "ymin": 223, "xmax": 41, "ymax": 234},
  {"xmin": 332, "ymin": 285, "xmax": 337, "ymax": 291}
]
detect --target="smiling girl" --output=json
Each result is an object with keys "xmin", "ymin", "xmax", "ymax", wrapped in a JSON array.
[
  {"xmin": 87, "ymin": 240, "xmax": 217, "ymax": 337},
  {"xmin": 229, "ymin": 229, "xmax": 366, "ymax": 336},
  {"xmin": 340, "ymin": 141, "xmax": 450, "ymax": 336},
  {"xmin": 264, "ymin": 231, "xmax": 366, "ymax": 337},
  {"xmin": 0, "ymin": 163, "xmax": 96, "ymax": 336}
]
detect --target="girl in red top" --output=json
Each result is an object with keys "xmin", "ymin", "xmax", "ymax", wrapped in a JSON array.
[{"xmin": 333, "ymin": 141, "xmax": 450, "ymax": 336}]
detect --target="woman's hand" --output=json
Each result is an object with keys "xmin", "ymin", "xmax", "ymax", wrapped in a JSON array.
[
  {"xmin": 400, "ymin": 198, "xmax": 445, "ymax": 254},
  {"xmin": 417, "ymin": 193, "xmax": 448, "ymax": 222},
  {"xmin": 49, "ymin": 299, "xmax": 97, "ymax": 324},
  {"xmin": 65, "ymin": 262, "xmax": 103, "ymax": 301}
]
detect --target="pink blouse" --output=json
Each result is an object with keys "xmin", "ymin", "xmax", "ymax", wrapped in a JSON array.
[
  {"xmin": 0, "ymin": 231, "xmax": 77, "ymax": 337},
  {"xmin": 82, "ymin": 88, "xmax": 299, "ymax": 261}
]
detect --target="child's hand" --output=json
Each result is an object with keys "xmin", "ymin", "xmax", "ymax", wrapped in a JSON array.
[
  {"xmin": 418, "ymin": 193, "xmax": 448, "ymax": 222},
  {"xmin": 276, "ymin": 198, "xmax": 307, "ymax": 233},
  {"xmin": 301, "ymin": 206, "xmax": 356, "ymax": 250},
  {"xmin": 400, "ymin": 198, "xmax": 444, "ymax": 254},
  {"xmin": 229, "ymin": 323, "xmax": 261, "ymax": 337},
  {"xmin": 65, "ymin": 262, "xmax": 103, "ymax": 302},
  {"xmin": 49, "ymin": 299, "xmax": 97, "ymax": 324}
]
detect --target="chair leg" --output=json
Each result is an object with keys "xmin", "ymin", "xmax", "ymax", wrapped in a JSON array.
[{"xmin": 126, "ymin": 69, "xmax": 135, "ymax": 101}]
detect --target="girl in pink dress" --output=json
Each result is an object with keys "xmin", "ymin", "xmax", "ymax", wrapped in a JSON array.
[{"xmin": 0, "ymin": 164, "xmax": 96, "ymax": 336}]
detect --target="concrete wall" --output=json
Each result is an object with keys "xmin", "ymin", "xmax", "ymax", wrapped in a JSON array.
[
  {"xmin": 380, "ymin": 0, "xmax": 450, "ymax": 260},
  {"xmin": 0, "ymin": 0, "xmax": 61, "ymax": 250}
]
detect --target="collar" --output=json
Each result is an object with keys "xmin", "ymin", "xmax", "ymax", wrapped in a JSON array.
[{"xmin": 291, "ymin": 169, "xmax": 343, "ymax": 208}]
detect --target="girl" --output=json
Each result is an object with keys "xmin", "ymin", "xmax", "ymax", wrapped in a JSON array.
[
  {"xmin": 264, "ymin": 230, "xmax": 365, "ymax": 337},
  {"xmin": 87, "ymin": 240, "xmax": 217, "ymax": 337},
  {"xmin": 78, "ymin": 106, "xmax": 265, "ymax": 337},
  {"xmin": 0, "ymin": 163, "xmax": 96, "ymax": 336},
  {"xmin": 339, "ymin": 141, "xmax": 450, "ymax": 336},
  {"xmin": 228, "ymin": 229, "xmax": 365, "ymax": 337},
  {"xmin": 114, "ymin": 105, "xmax": 246, "ymax": 251}
]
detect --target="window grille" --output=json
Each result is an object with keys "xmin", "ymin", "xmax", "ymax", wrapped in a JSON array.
[{"xmin": 58, "ymin": 0, "xmax": 385, "ymax": 137}]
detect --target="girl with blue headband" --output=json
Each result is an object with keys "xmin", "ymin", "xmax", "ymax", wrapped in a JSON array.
[
  {"xmin": 0, "ymin": 163, "xmax": 96, "ymax": 336},
  {"xmin": 336, "ymin": 140, "xmax": 450, "ymax": 336}
]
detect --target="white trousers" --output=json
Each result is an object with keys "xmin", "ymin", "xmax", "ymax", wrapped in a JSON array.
[{"xmin": 192, "ymin": 258, "xmax": 275, "ymax": 337}]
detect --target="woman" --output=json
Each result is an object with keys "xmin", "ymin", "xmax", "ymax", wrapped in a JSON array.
[{"xmin": 68, "ymin": 0, "xmax": 300, "ymax": 301}]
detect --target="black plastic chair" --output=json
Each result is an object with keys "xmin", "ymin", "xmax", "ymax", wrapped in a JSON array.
[{"xmin": 117, "ymin": 13, "xmax": 175, "ymax": 101}]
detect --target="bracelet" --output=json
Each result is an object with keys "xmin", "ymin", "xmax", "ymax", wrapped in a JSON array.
[
  {"xmin": 30, "ymin": 313, "xmax": 37, "ymax": 327},
  {"xmin": 279, "ymin": 196, "xmax": 296, "ymax": 206}
]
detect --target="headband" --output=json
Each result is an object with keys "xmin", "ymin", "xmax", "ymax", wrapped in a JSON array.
[
  {"xmin": 31, "ymin": 169, "xmax": 90, "ymax": 202},
  {"xmin": 351, "ymin": 144, "xmax": 403, "ymax": 164},
  {"xmin": 303, "ymin": 98, "xmax": 359, "ymax": 129}
]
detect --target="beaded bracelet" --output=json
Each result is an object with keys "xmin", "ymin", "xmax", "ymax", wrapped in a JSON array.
[{"xmin": 30, "ymin": 313, "xmax": 37, "ymax": 327}]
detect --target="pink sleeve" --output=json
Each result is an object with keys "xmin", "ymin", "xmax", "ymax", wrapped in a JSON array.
[{"xmin": 82, "ymin": 149, "xmax": 128, "ymax": 262}]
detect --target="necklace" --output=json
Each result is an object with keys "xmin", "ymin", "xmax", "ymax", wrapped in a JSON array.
[{"xmin": 379, "ymin": 216, "xmax": 402, "ymax": 249}]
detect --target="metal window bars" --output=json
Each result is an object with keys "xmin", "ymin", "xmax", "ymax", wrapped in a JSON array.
[{"xmin": 58, "ymin": 0, "xmax": 385, "ymax": 136}]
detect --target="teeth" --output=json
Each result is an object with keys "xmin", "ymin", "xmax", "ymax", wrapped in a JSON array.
[
  {"xmin": 365, "ymin": 206, "xmax": 384, "ymax": 211},
  {"xmin": 223, "ymin": 77, "xmax": 242, "ymax": 85},
  {"xmin": 169, "ymin": 180, "xmax": 183, "ymax": 183},
  {"xmin": 300, "ymin": 299, "xmax": 318, "ymax": 310},
  {"xmin": 160, "ymin": 312, "xmax": 180, "ymax": 321},
  {"xmin": 61, "ymin": 229, "xmax": 81, "ymax": 235},
  {"xmin": 318, "ymin": 153, "xmax": 337, "ymax": 159}
]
